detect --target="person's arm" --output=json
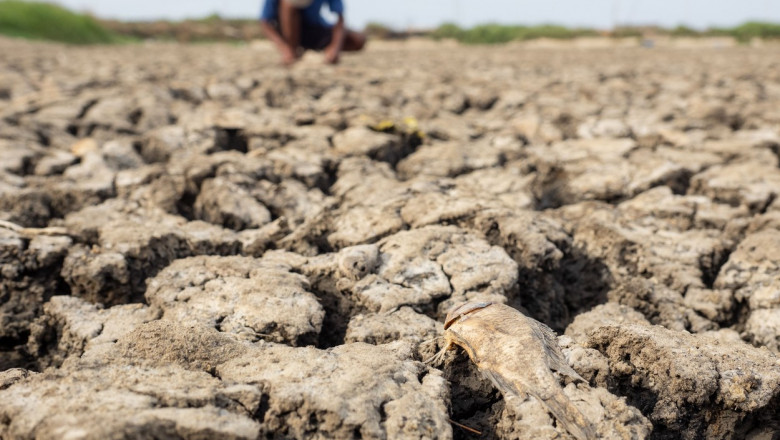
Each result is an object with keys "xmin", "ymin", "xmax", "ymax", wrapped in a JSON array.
[
  {"xmin": 324, "ymin": 14, "xmax": 346, "ymax": 64},
  {"xmin": 261, "ymin": 20, "xmax": 297, "ymax": 66}
]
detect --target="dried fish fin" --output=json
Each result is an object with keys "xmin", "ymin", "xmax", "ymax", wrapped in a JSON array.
[
  {"xmin": 424, "ymin": 348, "xmax": 445, "ymax": 366},
  {"xmin": 424, "ymin": 343, "xmax": 452, "ymax": 367},
  {"xmin": 421, "ymin": 336, "xmax": 445, "ymax": 366},
  {"xmin": 534, "ymin": 389, "xmax": 596, "ymax": 440},
  {"xmin": 529, "ymin": 319, "xmax": 584, "ymax": 383}
]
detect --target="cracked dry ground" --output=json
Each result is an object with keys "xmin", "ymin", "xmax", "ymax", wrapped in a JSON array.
[{"xmin": 1, "ymin": 36, "xmax": 780, "ymax": 439}]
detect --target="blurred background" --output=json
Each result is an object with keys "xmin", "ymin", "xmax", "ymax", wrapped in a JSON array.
[{"xmin": 1, "ymin": 0, "xmax": 780, "ymax": 44}]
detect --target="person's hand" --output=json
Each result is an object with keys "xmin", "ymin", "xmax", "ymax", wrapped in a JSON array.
[
  {"xmin": 324, "ymin": 45, "xmax": 341, "ymax": 65},
  {"xmin": 281, "ymin": 46, "xmax": 298, "ymax": 66}
]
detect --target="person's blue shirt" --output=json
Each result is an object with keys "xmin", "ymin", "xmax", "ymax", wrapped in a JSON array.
[{"xmin": 260, "ymin": 0, "xmax": 344, "ymax": 28}]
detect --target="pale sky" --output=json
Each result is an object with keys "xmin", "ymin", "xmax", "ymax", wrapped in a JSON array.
[{"xmin": 49, "ymin": 0, "xmax": 780, "ymax": 30}]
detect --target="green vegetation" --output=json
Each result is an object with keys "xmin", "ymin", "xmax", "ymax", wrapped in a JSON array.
[
  {"xmin": 0, "ymin": 0, "xmax": 119, "ymax": 44},
  {"xmin": 611, "ymin": 27, "xmax": 644, "ymax": 39},
  {"xmin": 430, "ymin": 21, "xmax": 780, "ymax": 45},
  {"xmin": 196, "ymin": 13, "xmax": 223, "ymax": 23},
  {"xmin": 728, "ymin": 22, "xmax": 780, "ymax": 42},
  {"xmin": 669, "ymin": 25, "xmax": 699, "ymax": 37},
  {"xmin": 430, "ymin": 23, "xmax": 597, "ymax": 44},
  {"xmin": 192, "ymin": 13, "xmax": 255, "ymax": 26},
  {"xmin": 430, "ymin": 23, "xmax": 463, "ymax": 40}
]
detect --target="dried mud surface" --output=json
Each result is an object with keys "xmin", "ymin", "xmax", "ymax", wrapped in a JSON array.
[{"xmin": 1, "ymin": 37, "xmax": 780, "ymax": 439}]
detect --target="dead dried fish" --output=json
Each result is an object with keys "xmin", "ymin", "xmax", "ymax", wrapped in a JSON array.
[{"xmin": 434, "ymin": 301, "xmax": 596, "ymax": 440}]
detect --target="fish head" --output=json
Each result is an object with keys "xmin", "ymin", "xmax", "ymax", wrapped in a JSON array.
[
  {"xmin": 442, "ymin": 301, "xmax": 495, "ymax": 363},
  {"xmin": 444, "ymin": 301, "xmax": 494, "ymax": 330}
]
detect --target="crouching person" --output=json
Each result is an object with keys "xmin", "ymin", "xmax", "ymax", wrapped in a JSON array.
[{"xmin": 260, "ymin": 0, "xmax": 366, "ymax": 65}]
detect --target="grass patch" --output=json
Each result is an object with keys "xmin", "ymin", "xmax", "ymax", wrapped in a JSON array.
[
  {"xmin": 0, "ymin": 0, "xmax": 119, "ymax": 44},
  {"xmin": 669, "ymin": 25, "xmax": 699, "ymax": 37},
  {"xmin": 430, "ymin": 23, "xmax": 598, "ymax": 44},
  {"xmin": 430, "ymin": 21, "xmax": 780, "ymax": 45},
  {"xmin": 727, "ymin": 22, "xmax": 780, "ymax": 42}
]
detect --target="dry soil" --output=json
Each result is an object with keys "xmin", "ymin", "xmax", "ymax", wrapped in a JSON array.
[{"xmin": 1, "ymin": 37, "xmax": 780, "ymax": 440}]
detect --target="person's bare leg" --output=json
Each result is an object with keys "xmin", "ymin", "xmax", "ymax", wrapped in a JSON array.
[
  {"xmin": 279, "ymin": 0, "xmax": 302, "ymax": 58},
  {"xmin": 342, "ymin": 30, "xmax": 367, "ymax": 52}
]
